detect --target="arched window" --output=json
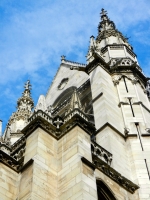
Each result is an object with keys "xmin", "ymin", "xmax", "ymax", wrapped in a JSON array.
[
  {"xmin": 96, "ymin": 180, "xmax": 117, "ymax": 200},
  {"xmin": 53, "ymin": 86, "xmax": 77, "ymax": 108}
]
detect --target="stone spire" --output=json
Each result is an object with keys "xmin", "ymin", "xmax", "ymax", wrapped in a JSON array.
[
  {"xmin": 8, "ymin": 80, "xmax": 34, "ymax": 134},
  {"xmin": 97, "ymin": 8, "xmax": 129, "ymax": 46},
  {"xmin": 17, "ymin": 80, "xmax": 34, "ymax": 111},
  {"xmin": 86, "ymin": 9, "xmax": 137, "ymax": 64},
  {"xmin": 65, "ymin": 89, "xmax": 84, "ymax": 116}
]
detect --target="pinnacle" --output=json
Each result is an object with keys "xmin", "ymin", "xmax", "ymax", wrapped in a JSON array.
[
  {"xmin": 69, "ymin": 89, "xmax": 83, "ymax": 111},
  {"xmin": 17, "ymin": 80, "xmax": 34, "ymax": 111}
]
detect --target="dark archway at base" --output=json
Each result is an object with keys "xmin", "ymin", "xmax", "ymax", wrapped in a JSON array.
[{"xmin": 96, "ymin": 180, "xmax": 117, "ymax": 200}]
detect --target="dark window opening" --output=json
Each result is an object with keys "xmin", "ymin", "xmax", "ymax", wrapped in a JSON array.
[{"xmin": 96, "ymin": 180, "xmax": 117, "ymax": 200}]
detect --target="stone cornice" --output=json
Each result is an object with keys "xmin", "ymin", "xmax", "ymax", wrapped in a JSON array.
[
  {"xmin": 85, "ymin": 53, "xmax": 110, "ymax": 75},
  {"xmin": 11, "ymin": 136, "xmax": 26, "ymax": 156},
  {"xmin": 91, "ymin": 141, "xmax": 112, "ymax": 165},
  {"xmin": 81, "ymin": 157, "xmax": 95, "ymax": 170},
  {"xmin": 96, "ymin": 122, "xmax": 125, "ymax": 138},
  {"xmin": 85, "ymin": 53, "xmax": 147, "ymax": 86},
  {"xmin": 110, "ymin": 65, "xmax": 147, "ymax": 86},
  {"xmin": 92, "ymin": 154, "xmax": 139, "ymax": 194},
  {"xmin": 0, "ymin": 149, "xmax": 24, "ymax": 172},
  {"xmin": 101, "ymin": 44, "xmax": 136, "ymax": 57},
  {"xmin": 95, "ymin": 122, "xmax": 138, "ymax": 140},
  {"xmin": 22, "ymin": 110, "xmax": 96, "ymax": 140}
]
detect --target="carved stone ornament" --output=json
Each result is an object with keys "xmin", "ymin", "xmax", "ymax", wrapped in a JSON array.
[
  {"xmin": 110, "ymin": 58, "xmax": 134, "ymax": 68},
  {"xmin": 58, "ymin": 78, "xmax": 69, "ymax": 90},
  {"xmin": 112, "ymin": 74, "xmax": 141, "ymax": 87},
  {"xmin": 112, "ymin": 75, "xmax": 122, "ymax": 85},
  {"xmin": 97, "ymin": 9, "xmax": 129, "ymax": 45},
  {"xmin": 91, "ymin": 141, "xmax": 112, "ymax": 165}
]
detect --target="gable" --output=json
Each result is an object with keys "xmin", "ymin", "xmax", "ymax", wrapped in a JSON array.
[{"xmin": 45, "ymin": 60, "xmax": 89, "ymax": 107}]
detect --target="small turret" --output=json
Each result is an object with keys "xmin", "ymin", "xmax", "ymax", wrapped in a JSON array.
[
  {"xmin": 4, "ymin": 80, "xmax": 34, "ymax": 144},
  {"xmin": 86, "ymin": 9, "xmax": 138, "ymax": 64}
]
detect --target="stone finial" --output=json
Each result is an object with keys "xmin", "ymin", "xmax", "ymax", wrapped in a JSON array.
[
  {"xmin": 24, "ymin": 80, "xmax": 31, "ymax": 90},
  {"xmin": 100, "ymin": 8, "xmax": 108, "ymax": 20},
  {"xmin": 17, "ymin": 80, "xmax": 34, "ymax": 111},
  {"xmin": 98, "ymin": 9, "xmax": 116, "ymax": 33},
  {"xmin": 8, "ymin": 81, "xmax": 34, "ymax": 133},
  {"xmin": 61, "ymin": 55, "xmax": 66, "ymax": 63}
]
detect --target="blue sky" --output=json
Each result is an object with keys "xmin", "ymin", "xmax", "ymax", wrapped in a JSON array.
[{"xmin": 0, "ymin": 0, "xmax": 150, "ymax": 131}]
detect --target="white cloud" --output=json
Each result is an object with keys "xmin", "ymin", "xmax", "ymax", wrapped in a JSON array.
[{"xmin": 0, "ymin": 0, "xmax": 150, "ymax": 128}]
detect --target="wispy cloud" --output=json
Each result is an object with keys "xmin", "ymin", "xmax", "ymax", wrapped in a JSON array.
[{"xmin": 0, "ymin": 0, "xmax": 150, "ymax": 129}]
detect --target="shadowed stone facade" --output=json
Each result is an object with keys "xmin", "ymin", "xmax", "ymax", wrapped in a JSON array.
[{"xmin": 0, "ymin": 9, "xmax": 150, "ymax": 200}]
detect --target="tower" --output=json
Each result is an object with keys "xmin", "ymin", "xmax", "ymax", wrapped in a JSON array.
[
  {"xmin": 0, "ymin": 9, "xmax": 150, "ymax": 200},
  {"xmin": 3, "ymin": 80, "xmax": 34, "ymax": 144}
]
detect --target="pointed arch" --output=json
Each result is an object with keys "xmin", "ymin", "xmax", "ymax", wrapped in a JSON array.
[
  {"xmin": 53, "ymin": 86, "xmax": 77, "ymax": 108},
  {"xmin": 96, "ymin": 179, "xmax": 117, "ymax": 200}
]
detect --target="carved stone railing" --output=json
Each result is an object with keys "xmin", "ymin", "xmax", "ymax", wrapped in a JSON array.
[
  {"xmin": 64, "ymin": 109, "xmax": 89, "ymax": 123},
  {"xmin": 29, "ymin": 110, "xmax": 53, "ymax": 124},
  {"xmin": 0, "ymin": 149, "xmax": 23, "ymax": 172},
  {"xmin": 91, "ymin": 142, "xmax": 139, "ymax": 194},
  {"xmin": 11, "ymin": 136, "xmax": 26, "ymax": 152},
  {"xmin": 91, "ymin": 141, "xmax": 112, "ymax": 165},
  {"xmin": 63, "ymin": 59, "xmax": 86, "ymax": 67},
  {"xmin": 0, "ymin": 142, "xmax": 11, "ymax": 154},
  {"xmin": 92, "ymin": 155, "xmax": 139, "ymax": 194},
  {"xmin": 10, "ymin": 136, "xmax": 26, "ymax": 162}
]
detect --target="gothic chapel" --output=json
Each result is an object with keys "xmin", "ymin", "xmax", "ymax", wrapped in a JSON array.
[{"xmin": 0, "ymin": 9, "xmax": 150, "ymax": 200}]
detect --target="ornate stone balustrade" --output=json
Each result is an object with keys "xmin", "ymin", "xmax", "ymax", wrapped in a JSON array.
[
  {"xmin": 0, "ymin": 149, "xmax": 23, "ymax": 172},
  {"xmin": 29, "ymin": 110, "xmax": 53, "ymax": 124},
  {"xmin": 0, "ymin": 143, "xmax": 11, "ymax": 154},
  {"xmin": 11, "ymin": 136, "xmax": 26, "ymax": 162},
  {"xmin": 91, "ymin": 142, "xmax": 139, "ymax": 194},
  {"xmin": 91, "ymin": 141, "xmax": 112, "ymax": 165},
  {"xmin": 11, "ymin": 136, "xmax": 26, "ymax": 152},
  {"xmin": 64, "ymin": 109, "xmax": 88, "ymax": 123}
]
